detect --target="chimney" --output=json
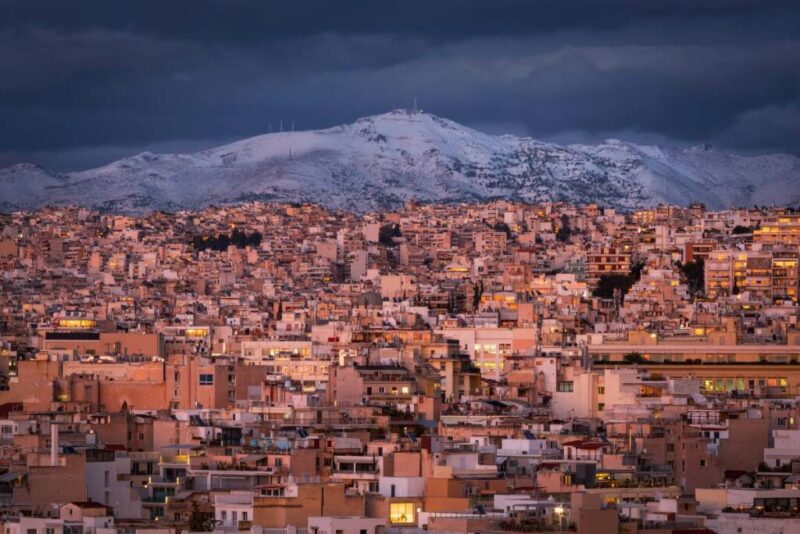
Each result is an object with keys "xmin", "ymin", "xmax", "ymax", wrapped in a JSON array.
[{"xmin": 50, "ymin": 422, "xmax": 59, "ymax": 466}]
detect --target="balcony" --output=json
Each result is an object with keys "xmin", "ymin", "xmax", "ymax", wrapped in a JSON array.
[{"xmin": 330, "ymin": 470, "xmax": 379, "ymax": 481}]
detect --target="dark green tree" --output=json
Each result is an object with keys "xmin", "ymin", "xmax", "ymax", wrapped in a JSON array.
[
  {"xmin": 187, "ymin": 501, "xmax": 214, "ymax": 532},
  {"xmin": 677, "ymin": 259, "xmax": 705, "ymax": 297},
  {"xmin": 191, "ymin": 230, "xmax": 262, "ymax": 252},
  {"xmin": 623, "ymin": 352, "xmax": 645, "ymax": 364},
  {"xmin": 472, "ymin": 280, "xmax": 484, "ymax": 310},
  {"xmin": 593, "ymin": 274, "xmax": 634, "ymax": 299},
  {"xmin": 492, "ymin": 222, "xmax": 512, "ymax": 240},
  {"xmin": 555, "ymin": 214, "xmax": 572, "ymax": 242},
  {"xmin": 593, "ymin": 261, "xmax": 645, "ymax": 300},
  {"xmin": 379, "ymin": 223, "xmax": 402, "ymax": 246}
]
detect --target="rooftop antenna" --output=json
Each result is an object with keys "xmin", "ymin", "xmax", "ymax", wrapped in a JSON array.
[
  {"xmin": 413, "ymin": 97, "xmax": 418, "ymax": 113},
  {"xmin": 280, "ymin": 120, "xmax": 283, "ymax": 133}
]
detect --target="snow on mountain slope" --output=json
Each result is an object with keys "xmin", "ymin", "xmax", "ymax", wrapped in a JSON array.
[{"xmin": 2, "ymin": 110, "xmax": 799, "ymax": 213}]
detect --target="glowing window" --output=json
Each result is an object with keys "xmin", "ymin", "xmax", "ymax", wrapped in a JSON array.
[{"xmin": 389, "ymin": 503, "xmax": 415, "ymax": 524}]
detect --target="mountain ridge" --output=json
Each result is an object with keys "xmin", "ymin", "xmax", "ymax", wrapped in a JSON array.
[{"xmin": 2, "ymin": 109, "xmax": 799, "ymax": 213}]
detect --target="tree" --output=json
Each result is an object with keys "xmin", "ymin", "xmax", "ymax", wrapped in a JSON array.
[
  {"xmin": 594, "ymin": 274, "xmax": 632, "ymax": 299},
  {"xmin": 623, "ymin": 352, "xmax": 645, "ymax": 364},
  {"xmin": 555, "ymin": 214, "xmax": 572, "ymax": 242},
  {"xmin": 593, "ymin": 261, "xmax": 645, "ymax": 300},
  {"xmin": 492, "ymin": 221, "xmax": 512, "ymax": 240},
  {"xmin": 472, "ymin": 280, "xmax": 484, "ymax": 310},
  {"xmin": 379, "ymin": 223, "xmax": 402, "ymax": 246},
  {"xmin": 188, "ymin": 501, "xmax": 214, "ymax": 532},
  {"xmin": 191, "ymin": 229, "xmax": 262, "ymax": 252},
  {"xmin": 677, "ymin": 259, "xmax": 705, "ymax": 297},
  {"xmin": 630, "ymin": 261, "xmax": 645, "ymax": 281}
]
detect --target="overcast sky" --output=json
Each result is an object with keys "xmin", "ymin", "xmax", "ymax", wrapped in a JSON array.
[{"xmin": 1, "ymin": 0, "xmax": 799, "ymax": 171}]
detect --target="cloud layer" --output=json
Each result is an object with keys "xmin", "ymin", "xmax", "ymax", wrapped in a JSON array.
[{"xmin": 1, "ymin": 0, "xmax": 799, "ymax": 170}]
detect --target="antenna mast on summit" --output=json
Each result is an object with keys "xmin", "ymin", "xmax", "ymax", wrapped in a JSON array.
[{"xmin": 413, "ymin": 97, "xmax": 418, "ymax": 113}]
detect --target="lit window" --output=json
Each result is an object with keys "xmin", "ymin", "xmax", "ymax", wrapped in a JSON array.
[
  {"xmin": 199, "ymin": 374, "xmax": 214, "ymax": 385},
  {"xmin": 389, "ymin": 503, "xmax": 415, "ymax": 524}
]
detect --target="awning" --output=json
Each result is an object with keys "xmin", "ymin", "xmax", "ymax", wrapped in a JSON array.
[{"xmin": 0, "ymin": 472, "xmax": 24, "ymax": 483}]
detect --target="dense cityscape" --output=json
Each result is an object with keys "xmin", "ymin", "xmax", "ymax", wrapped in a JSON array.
[{"xmin": 1, "ymin": 200, "xmax": 800, "ymax": 533}]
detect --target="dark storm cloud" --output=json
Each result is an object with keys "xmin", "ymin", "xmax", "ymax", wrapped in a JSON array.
[{"xmin": 0, "ymin": 0, "xmax": 799, "ymax": 170}]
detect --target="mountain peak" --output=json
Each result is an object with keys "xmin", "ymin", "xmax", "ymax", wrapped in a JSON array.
[
  {"xmin": 353, "ymin": 108, "xmax": 460, "ymax": 129},
  {"xmin": 1, "ymin": 112, "xmax": 799, "ymax": 213}
]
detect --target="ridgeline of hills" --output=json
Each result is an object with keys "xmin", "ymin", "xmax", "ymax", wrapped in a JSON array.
[{"xmin": 2, "ymin": 110, "xmax": 799, "ymax": 213}]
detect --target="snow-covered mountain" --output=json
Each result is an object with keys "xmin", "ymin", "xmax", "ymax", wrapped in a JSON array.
[{"xmin": 2, "ymin": 110, "xmax": 800, "ymax": 213}]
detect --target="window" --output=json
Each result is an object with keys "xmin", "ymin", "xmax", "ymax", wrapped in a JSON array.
[
  {"xmin": 597, "ymin": 403, "xmax": 605, "ymax": 411},
  {"xmin": 242, "ymin": 512, "xmax": 248, "ymax": 521},
  {"xmin": 221, "ymin": 511, "xmax": 227, "ymax": 521},
  {"xmin": 597, "ymin": 386, "xmax": 605, "ymax": 394},
  {"xmin": 389, "ymin": 502, "xmax": 415, "ymax": 524},
  {"xmin": 557, "ymin": 382, "xmax": 574, "ymax": 392},
  {"xmin": 199, "ymin": 374, "xmax": 214, "ymax": 385},
  {"xmin": 46, "ymin": 529, "xmax": 55, "ymax": 534},
  {"xmin": 700, "ymin": 459, "xmax": 706, "ymax": 467}
]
